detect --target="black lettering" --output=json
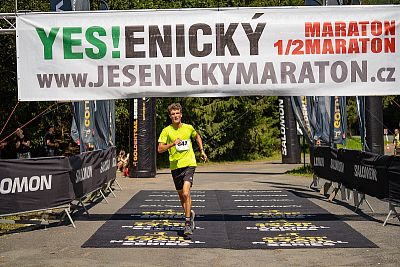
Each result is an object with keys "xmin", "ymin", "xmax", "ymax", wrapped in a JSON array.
[
  {"xmin": 241, "ymin": 23, "xmax": 266, "ymax": 55},
  {"xmin": 107, "ymin": 65, "xmax": 120, "ymax": 87},
  {"xmin": 149, "ymin": 25, "xmax": 172, "ymax": 58},
  {"xmin": 216, "ymin": 23, "xmax": 240, "ymax": 56},
  {"xmin": 189, "ymin": 23, "xmax": 212, "ymax": 57},
  {"xmin": 125, "ymin": 26, "xmax": 145, "ymax": 58}
]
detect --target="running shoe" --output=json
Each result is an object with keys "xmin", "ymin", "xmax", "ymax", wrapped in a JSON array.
[
  {"xmin": 184, "ymin": 224, "xmax": 193, "ymax": 235},
  {"xmin": 190, "ymin": 210, "xmax": 196, "ymax": 230}
]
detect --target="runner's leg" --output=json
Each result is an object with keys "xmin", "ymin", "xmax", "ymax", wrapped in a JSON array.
[
  {"xmin": 177, "ymin": 190, "xmax": 185, "ymax": 209},
  {"xmin": 178, "ymin": 181, "xmax": 192, "ymax": 218},
  {"xmin": 178, "ymin": 182, "xmax": 193, "ymax": 235}
]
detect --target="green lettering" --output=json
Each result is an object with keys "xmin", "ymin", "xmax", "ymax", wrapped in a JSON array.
[
  {"xmin": 63, "ymin": 27, "xmax": 83, "ymax": 59},
  {"xmin": 36, "ymin": 27, "xmax": 59, "ymax": 60},
  {"xmin": 85, "ymin": 26, "xmax": 107, "ymax": 59}
]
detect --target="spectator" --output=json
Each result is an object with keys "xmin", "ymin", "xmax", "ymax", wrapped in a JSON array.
[
  {"xmin": 394, "ymin": 129, "xmax": 400, "ymax": 156},
  {"xmin": 44, "ymin": 125, "xmax": 59, "ymax": 156},
  {"xmin": 15, "ymin": 128, "xmax": 31, "ymax": 159},
  {"xmin": 0, "ymin": 141, "xmax": 7, "ymax": 159},
  {"xmin": 117, "ymin": 150, "xmax": 129, "ymax": 174}
]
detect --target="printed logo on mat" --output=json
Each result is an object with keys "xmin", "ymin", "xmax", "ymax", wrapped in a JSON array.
[
  {"xmin": 110, "ymin": 232, "xmax": 205, "ymax": 247},
  {"xmin": 243, "ymin": 210, "xmax": 315, "ymax": 219},
  {"xmin": 131, "ymin": 209, "xmax": 184, "ymax": 219},
  {"xmin": 252, "ymin": 233, "xmax": 349, "ymax": 247},
  {"xmin": 122, "ymin": 220, "xmax": 184, "ymax": 231},
  {"xmin": 246, "ymin": 220, "xmax": 330, "ymax": 232}
]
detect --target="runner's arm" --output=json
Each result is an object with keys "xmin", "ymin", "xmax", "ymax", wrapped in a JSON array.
[
  {"xmin": 194, "ymin": 133, "xmax": 207, "ymax": 162},
  {"xmin": 157, "ymin": 139, "xmax": 181, "ymax": 154}
]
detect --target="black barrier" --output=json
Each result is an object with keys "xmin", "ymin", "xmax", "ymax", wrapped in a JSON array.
[
  {"xmin": 69, "ymin": 147, "xmax": 116, "ymax": 198},
  {"xmin": 0, "ymin": 157, "xmax": 74, "ymax": 215},
  {"xmin": 0, "ymin": 147, "xmax": 116, "ymax": 215},
  {"xmin": 313, "ymin": 146, "xmax": 394, "ymax": 201},
  {"xmin": 313, "ymin": 146, "xmax": 344, "ymax": 184},
  {"xmin": 339, "ymin": 149, "xmax": 390, "ymax": 199},
  {"xmin": 388, "ymin": 157, "xmax": 400, "ymax": 205}
]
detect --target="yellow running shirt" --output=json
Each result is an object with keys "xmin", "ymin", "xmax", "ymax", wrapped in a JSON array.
[{"xmin": 158, "ymin": 123, "xmax": 197, "ymax": 170}]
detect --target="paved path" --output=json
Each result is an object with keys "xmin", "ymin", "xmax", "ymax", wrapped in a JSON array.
[{"xmin": 1, "ymin": 160, "xmax": 399, "ymax": 266}]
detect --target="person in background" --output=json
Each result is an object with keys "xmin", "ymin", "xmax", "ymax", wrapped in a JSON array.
[
  {"xmin": 117, "ymin": 150, "xmax": 129, "ymax": 173},
  {"xmin": 44, "ymin": 125, "xmax": 59, "ymax": 156},
  {"xmin": 15, "ymin": 128, "xmax": 31, "ymax": 159},
  {"xmin": 0, "ymin": 141, "xmax": 7, "ymax": 159},
  {"xmin": 157, "ymin": 103, "xmax": 207, "ymax": 236},
  {"xmin": 394, "ymin": 129, "xmax": 400, "ymax": 156}
]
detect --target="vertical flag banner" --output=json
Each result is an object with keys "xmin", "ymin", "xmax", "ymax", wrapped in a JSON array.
[
  {"xmin": 72, "ymin": 101, "xmax": 95, "ymax": 152},
  {"xmin": 291, "ymin": 96, "xmax": 313, "ymax": 146},
  {"xmin": 332, "ymin": 96, "xmax": 347, "ymax": 145},
  {"xmin": 278, "ymin": 97, "xmax": 301, "ymax": 163},
  {"xmin": 129, "ymin": 98, "xmax": 156, "ymax": 178},
  {"xmin": 356, "ymin": 96, "xmax": 367, "ymax": 150}
]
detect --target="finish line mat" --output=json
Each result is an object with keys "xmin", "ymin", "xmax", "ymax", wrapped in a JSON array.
[{"xmin": 82, "ymin": 190, "xmax": 377, "ymax": 249}]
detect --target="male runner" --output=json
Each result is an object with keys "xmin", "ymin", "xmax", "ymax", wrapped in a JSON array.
[{"xmin": 157, "ymin": 103, "xmax": 207, "ymax": 235}]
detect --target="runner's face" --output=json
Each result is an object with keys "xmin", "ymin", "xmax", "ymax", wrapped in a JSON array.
[{"xmin": 169, "ymin": 109, "xmax": 182, "ymax": 124}]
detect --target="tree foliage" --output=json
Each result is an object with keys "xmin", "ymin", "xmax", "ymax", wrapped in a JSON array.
[{"xmin": 155, "ymin": 97, "xmax": 280, "ymax": 166}]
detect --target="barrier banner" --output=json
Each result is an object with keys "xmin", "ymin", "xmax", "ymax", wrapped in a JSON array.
[
  {"xmin": 69, "ymin": 146, "xmax": 116, "ymax": 198},
  {"xmin": 313, "ymin": 146, "xmax": 392, "ymax": 199},
  {"xmin": 0, "ymin": 157, "xmax": 74, "ymax": 215},
  {"xmin": 313, "ymin": 146, "xmax": 343, "ymax": 183},
  {"xmin": 338, "ymin": 149, "xmax": 389, "ymax": 199},
  {"xmin": 16, "ymin": 6, "xmax": 400, "ymax": 100},
  {"xmin": 388, "ymin": 156, "xmax": 400, "ymax": 204},
  {"xmin": 312, "ymin": 146, "xmax": 331, "ymax": 178}
]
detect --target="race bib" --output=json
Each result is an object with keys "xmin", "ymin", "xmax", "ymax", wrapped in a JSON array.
[{"xmin": 176, "ymin": 140, "xmax": 190, "ymax": 151}]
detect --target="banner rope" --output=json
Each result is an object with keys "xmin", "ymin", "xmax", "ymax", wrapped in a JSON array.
[
  {"xmin": 0, "ymin": 102, "xmax": 65, "ymax": 143},
  {"xmin": 0, "ymin": 101, "xmax": 19, "ymax": 137}
]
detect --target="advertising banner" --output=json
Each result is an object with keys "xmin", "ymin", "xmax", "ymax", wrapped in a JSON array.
[
  {"xmin": 338, "ymin": 149, "xmax": 389, "ymax": 199},
  {"xmin": 314, "ymin": 146, "xmax": 390, "ymax": 200},
  {"xmin": 72, "ymin": 101, "xmax": 96, "ymax": 152},
  {"xmin": 388, "ymin": 156, "xmax": 400, "ymax": 204},
  {"xmin": 0, "ymin": 157, "xmax": 74, "ymax": 215},
  {"xmin": 333, "ymin": 96, "xmax": 346, "ymax": 144},
  {"xmin": 69, "ymin": 146, "xmax": 116, "ymax": 198},
  {"xmin": 129, "ymin": 98, "xmax": 156, "ymax": 178},
  {"xmin": 278, "ymin": 96, "xmax": 301, "ymax": 163},
  {"xmin": 291, "ymin": 96, "xmax": 313, "ymax": 145},
  {"xmin": 312, "ymin": 146, "xmax": 344, "ymax": 184},
  {"xmin": 16, "ymin": 6, "xmax": 400, "ymax": 100}
]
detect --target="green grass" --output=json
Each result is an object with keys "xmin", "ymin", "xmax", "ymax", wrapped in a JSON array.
[
  {"xmin": 0, "ymin": 216, "xmax": 30, "ymax": 235},
  {"xmin": 286, "ymin": 164, "xmax": 314, "ymax": 176},
  {"xmin": 337, "ymin": 136, "xmax": 362, "ymax": 150}
]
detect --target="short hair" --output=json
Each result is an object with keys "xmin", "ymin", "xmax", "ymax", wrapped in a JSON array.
[{"xmin": 167, "ymin": 103, "xmax": 182, "ymax": 114}]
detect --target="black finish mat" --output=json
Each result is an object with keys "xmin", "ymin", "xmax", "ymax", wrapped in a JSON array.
[{"xmin": 82, "ymin": 190, "xmax": 377, "ymax": 249}]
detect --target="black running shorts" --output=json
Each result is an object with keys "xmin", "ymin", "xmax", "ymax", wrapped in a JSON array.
[{"xmin": 171, "ymin": 166, "xmax": 196, "ymax": 191}]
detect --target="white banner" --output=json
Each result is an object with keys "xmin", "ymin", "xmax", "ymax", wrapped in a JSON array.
[{"xmin": 16, "ymin": 6, "xmax": 400, "ymax": 101}]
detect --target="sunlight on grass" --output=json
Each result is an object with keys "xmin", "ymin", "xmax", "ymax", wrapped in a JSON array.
[
  {"xmin": 286, "ymin": 164, "xmax": 314, "ymax": 177},
  {"xmin": 337, "ymin": 136, "xmax": 362, "ymax": 150}
]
